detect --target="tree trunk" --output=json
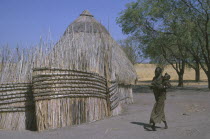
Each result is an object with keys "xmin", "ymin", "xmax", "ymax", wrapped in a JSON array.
[
  {"xmin": 178, "ymin": 73, "xmax": 184, "ymax": 87},
  {"xmin": 208, "ymin": 70, "xmax": 210, "ymax": 90},
  {"xmin": 195, "ymin": 67, "xmax": 200, "ymax": 82},
  {"xmin": 195, "ymin": 61, "xmax": 200, "ymax": 82},
  {"xmin": 177, "ymin": 61, "xmax": 185, "ymax": 87}
]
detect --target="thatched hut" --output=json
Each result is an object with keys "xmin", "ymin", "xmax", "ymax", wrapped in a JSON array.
[
  {"xmin": 32, "ymin": 10, "xmax": 137, "ymax": 131},
  {"xmin": 0, "ymin": 10, "xmax": 137, "ymax": 131}
]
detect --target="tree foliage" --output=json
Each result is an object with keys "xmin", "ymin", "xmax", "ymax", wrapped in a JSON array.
[{"xmin": 117, "ymin": 0, "xmax": 210, "ymax": 88}]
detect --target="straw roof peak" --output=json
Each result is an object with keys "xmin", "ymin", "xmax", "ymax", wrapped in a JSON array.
[
  {"xmin": 63, "ymin": 10, "xmax": 109, "ymax": 35},
  {"xmin": 80, "ymin": 10, "xmax": 93, "ymax": 17}
]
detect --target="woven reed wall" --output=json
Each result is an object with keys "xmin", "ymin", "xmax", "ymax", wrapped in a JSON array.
[
  {"xmin": 108, "ymin": 81, "xmax": 121, "ymax": 116},
  {"xmin": 32, "ymin": 68, "xmax": 109, "ymax": 131},
  {"xmin": 0, "ymin": 83, "xmax": 36, "ymax": 130},
  {"xmin": 118, "ymin": 85, "xmax": 133, "ymax": 104},
  {"xmin": 108, "ymin": 81, "xmax": 133, "ymax": 116}
]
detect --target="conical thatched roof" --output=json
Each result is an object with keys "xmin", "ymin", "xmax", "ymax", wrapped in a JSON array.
[
  {"xmin": 111, "ymin": 41, "xmax": 137, "ymax": 85},
  {"xmin": 43, "ymin": 10, "xmax": 137, "ymax": 85},
  {"xmin": 64, "ymin": 10, "xmax": 109, "ymax": 35},
  {"xmin": 80, "ymin": 10, "xmax": 93, "ymax": 17}
]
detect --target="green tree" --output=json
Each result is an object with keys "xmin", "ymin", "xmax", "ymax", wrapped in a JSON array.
[{"xmin": 117, "ymin": 0, "xmax": 210, "ymax": 88}]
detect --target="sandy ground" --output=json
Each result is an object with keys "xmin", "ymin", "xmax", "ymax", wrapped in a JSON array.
[{"xmin": 0, "ymin": 86, "xmax": 210, "ymax": 139}]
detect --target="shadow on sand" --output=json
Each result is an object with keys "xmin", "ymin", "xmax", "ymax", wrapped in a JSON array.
[{"xmin": 130, "ymin": 122, "xmax": 161, "ymax": 131}]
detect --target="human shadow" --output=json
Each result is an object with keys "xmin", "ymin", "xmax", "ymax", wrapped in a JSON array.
[{"xmin": 130, "ymin": 122, "xmax": 161, "ymax": 131}]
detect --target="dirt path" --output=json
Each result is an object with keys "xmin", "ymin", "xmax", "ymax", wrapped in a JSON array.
[{"xmin": 0, "ymin": 86, "xmax": 210, "ymax": 139}]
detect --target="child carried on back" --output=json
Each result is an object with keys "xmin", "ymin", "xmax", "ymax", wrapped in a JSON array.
[
  {"xmin": 162, "ymin": 73, "xmax": 172, "ymax": 89},
  {"xmin": 150, "ymin": 72, "xmax": 172, "ymax": 90}
]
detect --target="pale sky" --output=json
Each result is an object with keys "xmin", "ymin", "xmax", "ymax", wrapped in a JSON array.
[{"xmin": 0, "ymin": 0, "xmax": 133, "ymax": 48}]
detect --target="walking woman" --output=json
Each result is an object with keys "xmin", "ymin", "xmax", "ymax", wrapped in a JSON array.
[{"xmin": 149, "ymin": 67, "xmax": 170, "ymax": 131}]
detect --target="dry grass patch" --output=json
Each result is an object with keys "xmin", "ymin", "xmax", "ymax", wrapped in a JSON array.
[
  {"xmin": 134, "ymin": 64, "xmax": 207, "ymax": 81},
  {"xmin": 134, "ymin": 64, "xmax": 208, "ymax": 87}
]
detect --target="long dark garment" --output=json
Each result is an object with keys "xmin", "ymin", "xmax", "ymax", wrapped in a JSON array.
[{"xmin": 150, "ymin": 74, "xmax": 166, "ymax": 124}]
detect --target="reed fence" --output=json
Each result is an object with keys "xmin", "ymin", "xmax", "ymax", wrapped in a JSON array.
[{"xmin": 0, "ymin": 83, "xmax": 36, "ymax": 130}]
